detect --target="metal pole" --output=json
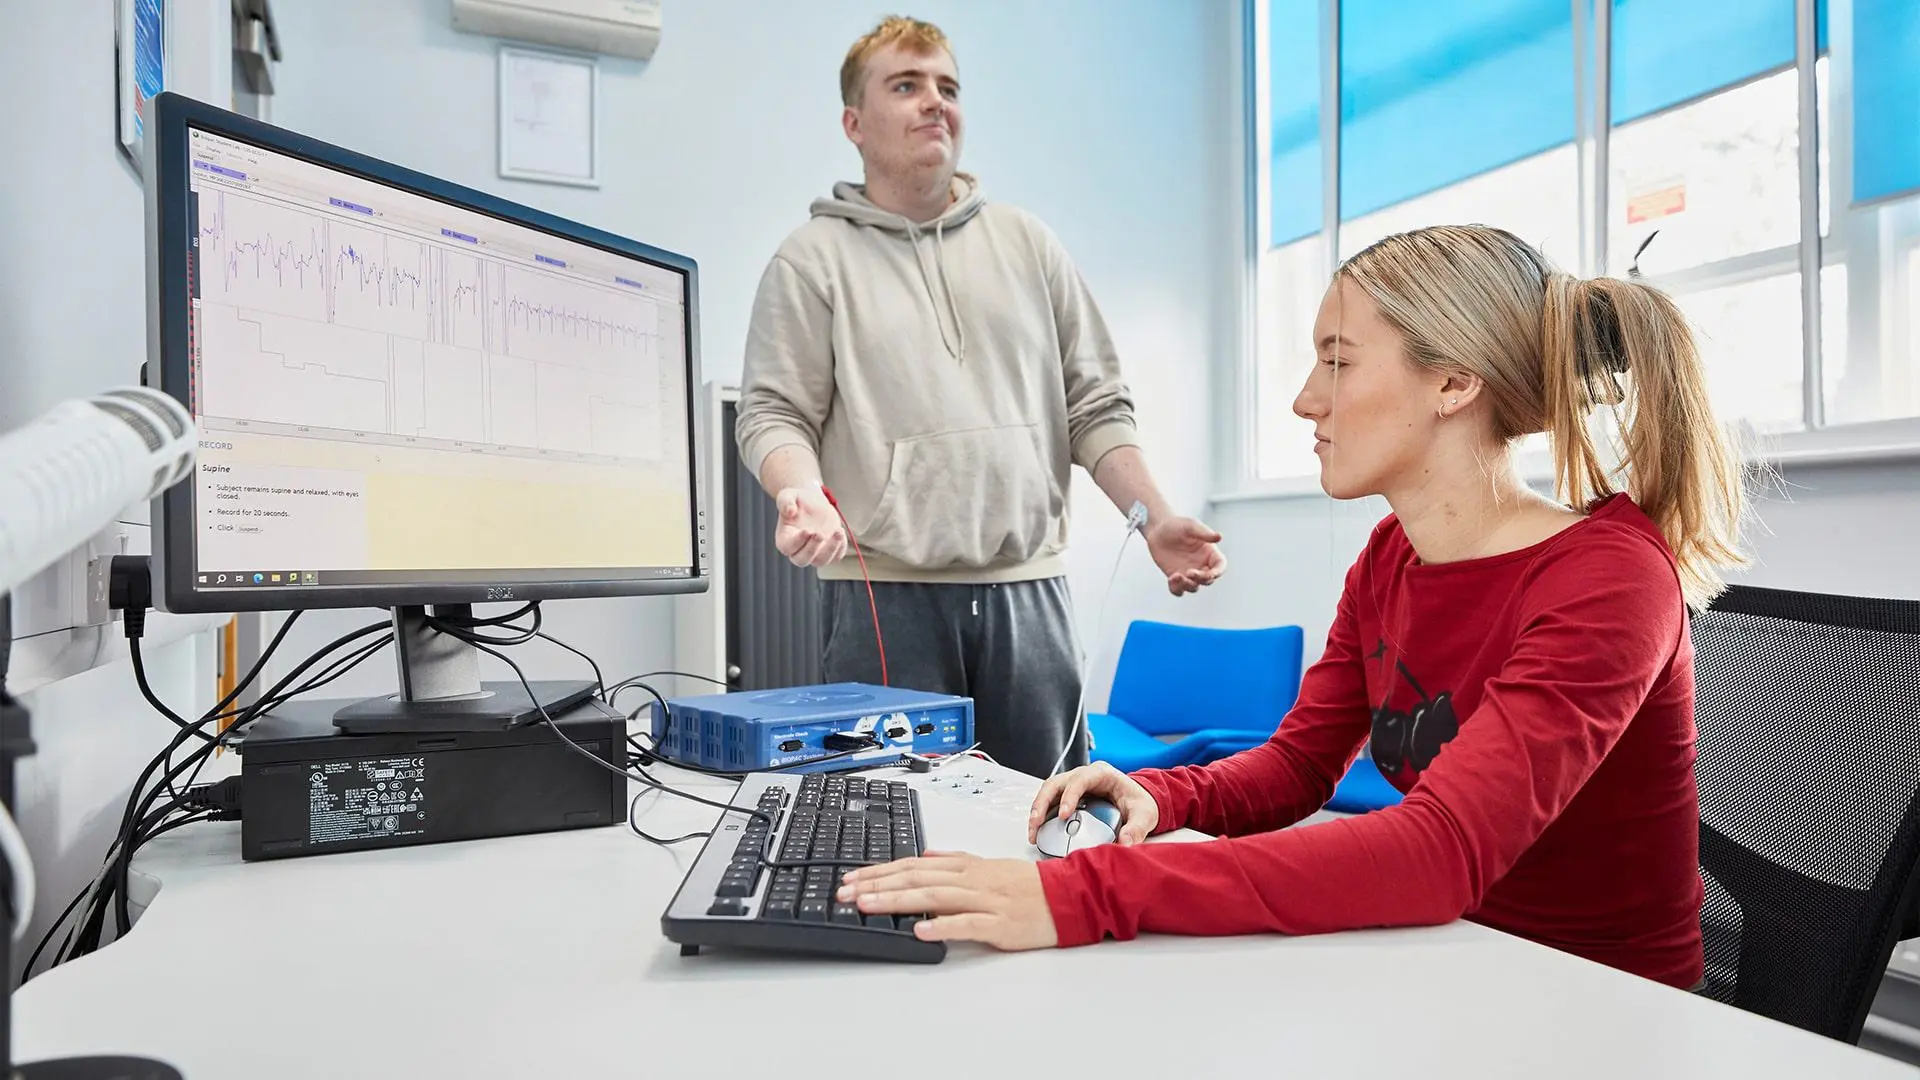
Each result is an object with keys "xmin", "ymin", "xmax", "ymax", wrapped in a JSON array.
[
  {"xmin": 1593, "ymin": 0, "xmax": 1612, "ymax": 275},
  {"xmin": 1320, "ymin": 0, "xmax": 1341, "ymax": 279},
  {"xmin": 1796, "ymin": 0, "xmax": 1826, "ymax": 429}
]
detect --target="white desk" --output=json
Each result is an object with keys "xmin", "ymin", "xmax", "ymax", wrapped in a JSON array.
[{"xmin": 13, "ymin": 759, "xmax": 1916, "ymax": 1079}]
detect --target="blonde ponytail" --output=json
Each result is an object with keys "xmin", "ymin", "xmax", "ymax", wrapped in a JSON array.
[{"xmin": 1540, "ymin": 274, "xmax": 1747, "ymax": 609}]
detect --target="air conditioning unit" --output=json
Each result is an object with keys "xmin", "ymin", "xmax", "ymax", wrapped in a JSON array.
[{"xmin": 452, "ymin": 0, "xmax": 662, "ymax": 62}]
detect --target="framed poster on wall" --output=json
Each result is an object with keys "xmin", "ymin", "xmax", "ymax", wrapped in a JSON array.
[
  {"xmin": 497, "ymin": 45, "xmax": 600, "ymax": 188},
  {"xmin": 116, "ymin": 0, "xmax": 169, "ymax": 173}
]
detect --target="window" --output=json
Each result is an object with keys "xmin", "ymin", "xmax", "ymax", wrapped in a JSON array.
[
  {"xmin": 1254, "ymin": 0, "xmax": 1580, "ymax": 483},
  {"xmin": 1242, "ymin": 0, "xmax": 1920, "ymax": 488},
  {"xmin": 1255, "ymin": 238, "xmax": 1329, "ymax": 480},
  {"xmin": 1608, "ymin": 67, "xmax": 1820, "ymax": 276},
  {"xmin": 1341, "ymin": 145, "xmax": 1582, "ymax": 266}
]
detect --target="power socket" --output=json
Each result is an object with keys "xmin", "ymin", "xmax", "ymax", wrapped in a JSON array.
[
  {"xmin": 8, "ymin": 520, "xmax": 137, "ymax": 640},
  {"xmin": 4, "ymin": 523, "xmax": 230, "ymax": 696},
  {"xmin": 83, "ymin": 531, "xmax": 137, "ymax": 626}
]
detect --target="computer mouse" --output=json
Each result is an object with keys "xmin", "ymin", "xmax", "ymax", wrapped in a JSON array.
[{"xmin": 1033, "ymin": 798, "xmax": 1123, "ymax": 858}]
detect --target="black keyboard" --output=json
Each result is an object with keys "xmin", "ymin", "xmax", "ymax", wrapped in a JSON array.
[{"xmin": 660, "ymin": 771, "xmax": 944, "ymax": 963}]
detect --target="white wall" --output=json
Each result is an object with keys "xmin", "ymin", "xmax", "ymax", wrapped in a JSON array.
[
  {"xmin": 256, "ymin": 0, "xmax": 1239, "ymax": 705},
  {"xmin": 0, "ymin": 0, "xmax": 231, "ymax": 984}
]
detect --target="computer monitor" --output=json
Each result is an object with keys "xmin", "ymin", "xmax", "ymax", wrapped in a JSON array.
[{"xmin": 143, "ymin": 92, "xmax": 708, "ymax": 733}]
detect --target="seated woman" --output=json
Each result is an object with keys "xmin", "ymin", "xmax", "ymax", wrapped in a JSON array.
[{"xmin": 837, "ymin": 223, "xmax": 1748, "ymax": 989}]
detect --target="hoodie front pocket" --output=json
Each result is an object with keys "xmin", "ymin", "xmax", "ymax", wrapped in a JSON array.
[{"xmin": 862, "ymin": 424, "xmax": 1063, "ymax": 569}]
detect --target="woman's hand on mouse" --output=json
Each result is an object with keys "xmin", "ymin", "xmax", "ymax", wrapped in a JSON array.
[
  {"xmin": 837, "ymin": 853, "xmax": 1058, "ymax": 951},
  {"xmin": 1028, "ymin": 762, "xmax": 1158, "ymax": 846}
]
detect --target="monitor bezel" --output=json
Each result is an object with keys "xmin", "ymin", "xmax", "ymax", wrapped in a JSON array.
[{"xmin": 145, "ymin": 92, "xmax": 708, "ymax": 615}]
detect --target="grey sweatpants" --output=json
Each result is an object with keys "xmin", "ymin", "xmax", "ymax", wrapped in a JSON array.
[{"xmin": 821, "ymin": 577, "xmax": 1088, "ymax": 779}]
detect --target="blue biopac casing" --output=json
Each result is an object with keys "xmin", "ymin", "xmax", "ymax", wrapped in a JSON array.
[{"xmin": 649, "ymin": 683, "xmax": 973, "ymax": 773}]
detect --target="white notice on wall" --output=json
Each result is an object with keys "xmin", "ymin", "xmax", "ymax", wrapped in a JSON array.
[{"xmin": 498, "ymin": 46, "xmax": 599, "ymax": 188}]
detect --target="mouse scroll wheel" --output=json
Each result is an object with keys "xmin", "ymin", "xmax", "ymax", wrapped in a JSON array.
[{"xmin": 1065, "ymin": 819, "xmax": 1080, "ymax": 835}]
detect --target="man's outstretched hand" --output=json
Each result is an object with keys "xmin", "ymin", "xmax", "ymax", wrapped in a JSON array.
[
  {"xmin": 773, "ymin": 485, "xmax": 848, "ymax": 568},
  {"xmin": 1144, "ymin": 515, "xmax": 1225, "ymax": 596}
]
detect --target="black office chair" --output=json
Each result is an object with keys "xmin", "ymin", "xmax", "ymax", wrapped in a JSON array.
[{"xmin": 1691, "ymin": 583, "xmax": 1920, "ymax": 1043}]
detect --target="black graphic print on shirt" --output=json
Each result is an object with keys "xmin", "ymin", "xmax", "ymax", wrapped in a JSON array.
[{"xmin": 1367, "ymin": 638, "xmax": 1459, "ymax": 787}]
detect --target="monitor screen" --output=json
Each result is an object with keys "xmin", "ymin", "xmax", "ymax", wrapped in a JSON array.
[{"xmin": 147, "ymin": 96, "xmax": 705, "ymax": 612}]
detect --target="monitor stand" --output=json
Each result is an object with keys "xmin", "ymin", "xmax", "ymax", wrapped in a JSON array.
[{"xmin": 331, "ymin": 605, "xmax": 595, "ymax": 735}]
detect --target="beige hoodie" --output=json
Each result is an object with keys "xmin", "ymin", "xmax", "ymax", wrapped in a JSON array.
[{"xmin": 736, "ymin": 174, "xmax": 1141, "ymax": 584}]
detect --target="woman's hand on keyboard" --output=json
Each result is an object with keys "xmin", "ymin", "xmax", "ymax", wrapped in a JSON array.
[
  {"xmin": 836, "ymin": 853, "xmax": 1058, "ymax": 951},
  {"xmin": 1028, "ymin": 762, "xmax": 1158, "ymax": 846}
]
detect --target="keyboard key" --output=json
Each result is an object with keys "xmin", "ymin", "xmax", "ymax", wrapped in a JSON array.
[
  {"xmin": 830, "ymin": 904, "xmax": 863, "ymax": 926},
  {"xmin": 897, "ymin": 915, "xmax": 923, "ymax": 936},
  {"xmin": 707, "ymin": 897, "xmax": 750, "ymax": 917},
  {"xmin": 863, "ymin": 913, "xmax": 896, "ymax": 930},
  {"xmin": 797, "ymin": 900, "xmax": 830, "ymax": 922}
]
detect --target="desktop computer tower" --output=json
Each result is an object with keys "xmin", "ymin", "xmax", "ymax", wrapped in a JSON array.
[{"xmin": 235, "ymin": 695, "xmax": 627, "ymax": 861}]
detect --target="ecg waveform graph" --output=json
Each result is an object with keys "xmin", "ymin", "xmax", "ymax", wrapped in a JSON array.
[
  {"xmin": 200, "ymin": 191, "xmax": 429, "ymax": 340},
  {"xmin": 194, "ymin": 186, "xmax": 673, "ymax": 460}
]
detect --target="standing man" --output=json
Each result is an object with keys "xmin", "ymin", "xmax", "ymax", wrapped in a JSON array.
[{"xmin": 736, "ymin": 15, "xmax": 1225, "ymax": 778}]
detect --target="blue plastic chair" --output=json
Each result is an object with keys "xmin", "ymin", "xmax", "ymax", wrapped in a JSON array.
[
  {"xmin": 1086, "ymin": 620, "xmax": 1406, "ymax": 814},
  {"xmin": 1086, "ymin": 621, "xmax": 1303, "ymax": 773},
  {"xmin": 1325, "ymin": 750, "xmax": 1403, "ymax": 813}
]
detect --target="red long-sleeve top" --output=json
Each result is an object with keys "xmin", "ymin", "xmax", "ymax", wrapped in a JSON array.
[{"xmin": 1036, "ymin": 493, "xmax": 1706, "ymax": 988}]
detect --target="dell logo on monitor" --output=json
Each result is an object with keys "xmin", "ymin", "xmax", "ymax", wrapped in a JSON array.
[{"xmin": 486, "ymin": 587, "xmax": 517, "ymax": 601}]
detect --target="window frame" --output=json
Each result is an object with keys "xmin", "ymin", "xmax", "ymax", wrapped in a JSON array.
[{"xmin": 1224, "ymin": 0, "xmax": 1920, "ymax": 504}]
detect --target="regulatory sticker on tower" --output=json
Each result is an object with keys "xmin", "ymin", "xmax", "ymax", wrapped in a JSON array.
[{"xmin": 307, "ymin": 755, "xmax": 428, "ymax": 845}]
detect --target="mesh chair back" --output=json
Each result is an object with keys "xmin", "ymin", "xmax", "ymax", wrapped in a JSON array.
[{"xmin": 1692, "ymin": 584, "xmax": 1920, "ymax": 1042}]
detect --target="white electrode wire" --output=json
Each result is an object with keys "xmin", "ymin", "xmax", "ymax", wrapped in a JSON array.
[
  {"xmin": 0, "ymin": 802, "xmax": 36, "ymax": 939},
  {"xmin": 1048, "ymin": 505, "xmax": 1147, "ymax": 779}
]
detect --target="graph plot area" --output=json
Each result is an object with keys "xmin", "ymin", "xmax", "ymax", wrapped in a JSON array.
[
  {"xmin": 200, "ymin": 305, "xmax": 393, "ymax": 433},
  {"xmin": 195, "ymin": 188, "xmax": 673, "ymax": 460},
  {"xmin": 199, "ymin": 191, "xmax": 329, "ymax": 323}
]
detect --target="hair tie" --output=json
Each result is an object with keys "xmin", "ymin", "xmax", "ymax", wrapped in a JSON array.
[{"xmin": 1580, "ymin": 287, "xmax": 1631, "ymax": 377}]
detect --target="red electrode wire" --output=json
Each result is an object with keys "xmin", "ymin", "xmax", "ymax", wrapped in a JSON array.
[{"xmin": 820, "ymin": 486, "xmax": 888, "ymax": 686}]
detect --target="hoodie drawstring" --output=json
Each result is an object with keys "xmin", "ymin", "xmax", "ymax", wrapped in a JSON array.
[
  {"xmin": 907, "ymin": 222, "xmax": 967, "ymax": 363},
  {"xmin": 935, "ymin": 221, "xmax": 967, "ymax": 363}
]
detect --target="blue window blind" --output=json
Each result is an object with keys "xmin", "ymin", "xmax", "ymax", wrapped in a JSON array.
[
  {"xmin": 1268, "ymin": 0, "xmax": 1323, "ymax": 248},
  {"xmin": 1338, "ymin": 0, "xmax": 1575, "ymax": 225},
  {"xmin": 1611, "ymin": 0, "xmax": 1825, "ymax": 127},
  {"xmin": 1266, "ymin": 0, "xmax": 1851, "ymax": 243},
  {"xmin": 1853, "ymin": 0, "xmax": 1920, "ymax": 206}
]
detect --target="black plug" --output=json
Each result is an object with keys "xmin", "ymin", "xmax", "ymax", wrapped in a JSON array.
[
  {"xmin": 824, "ymin": 731, "xmax": 880, "ymax": 752},
  {"xmin": 107, "ymin": 555, "xmax": 153, "ymax": 640},
  {"xmin": 182, "ymin": 776, "xmax": 243, "ymax": 821}
]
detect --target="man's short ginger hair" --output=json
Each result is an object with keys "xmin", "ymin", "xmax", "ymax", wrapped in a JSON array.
[{"xmin": 840, "ymin": 16, "xmax": 953, "ymax": 107}]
